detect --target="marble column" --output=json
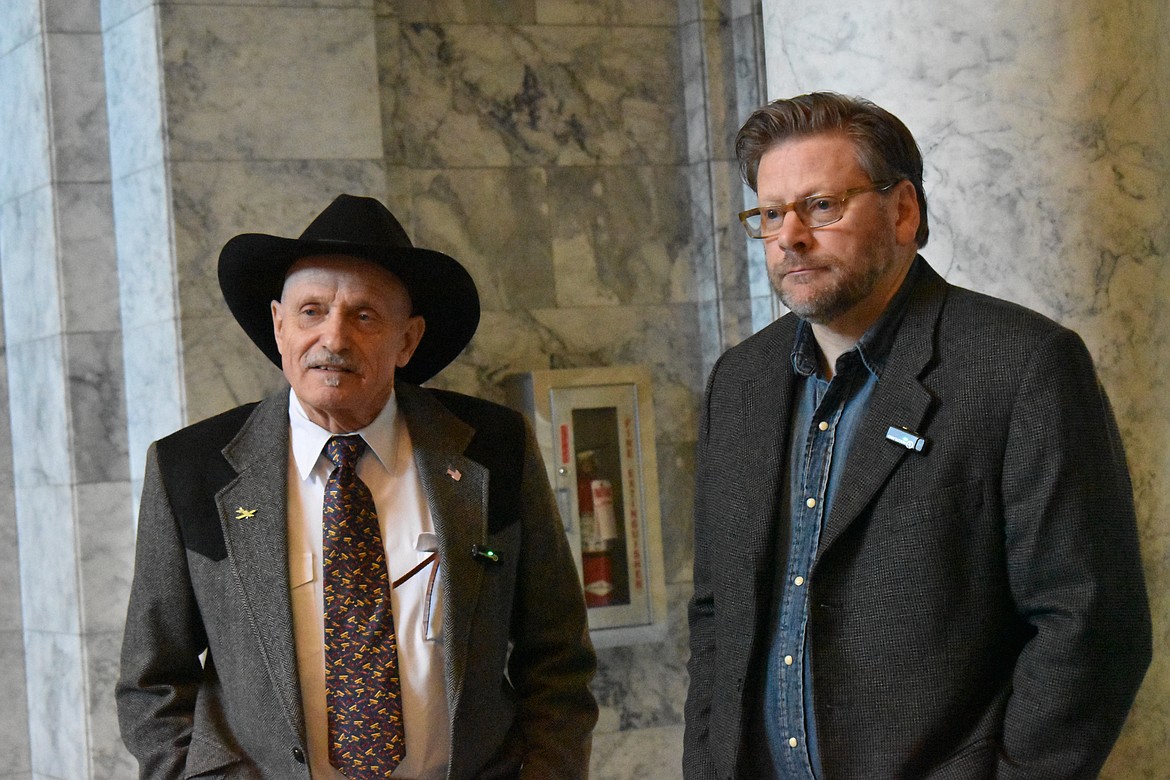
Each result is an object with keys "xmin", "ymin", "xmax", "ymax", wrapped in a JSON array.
[
  {"xmin": 760, "ymin": 0, "xmax": 1170, "ymax": 775},
  {"xmin": 1, "ymin": 0, "xmax": 136, "ymax": 777}
]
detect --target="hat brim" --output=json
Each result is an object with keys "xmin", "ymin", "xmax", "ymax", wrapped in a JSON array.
[{"xmin": 218, "ymin": 234, "xmax": 480, "ymax": 385}]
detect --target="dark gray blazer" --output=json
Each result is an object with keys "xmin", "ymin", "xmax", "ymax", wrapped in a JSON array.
[
  {"xmin": 684, "ymin": 258, "xmax": 1150, "ymax": 779},
  {"xmin": 117, "ymin": 382, "xmax": 597, "ymax": 779}
]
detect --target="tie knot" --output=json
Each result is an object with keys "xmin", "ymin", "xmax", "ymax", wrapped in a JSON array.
[{"xmin": 325, "ymin": 435, "xmax": 366, "ymax": 471}]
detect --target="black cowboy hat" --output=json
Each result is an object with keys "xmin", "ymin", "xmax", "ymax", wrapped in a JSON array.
[{"xmin": 218, "ymin": 194, "xmax": 480, "ymax": 385}]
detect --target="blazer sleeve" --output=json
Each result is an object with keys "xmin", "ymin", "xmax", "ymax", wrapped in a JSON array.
[
  {"xmin": 115, "ymin": 442, "xmax": 207, "ymax": 780},
  {"xmin": 505, "ymin": 418, "xmax": 600, "ymax": 779},
  {"xmin": 997, "ymin": 327, "xmax": 1151, "ymax": 777}
]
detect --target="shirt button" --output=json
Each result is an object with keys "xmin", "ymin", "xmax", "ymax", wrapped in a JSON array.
[
  {"xmin": 789, "ymin": 737, "xmax": 799, "ymax": 748},
  {"xmin": 784, "ymin": 654, "xmax": 794, "ymax": 665},
  {"xmin": 794, "ymin": 576, "xmax": 805, "ymax": 586},
  {"xmin": 818, "ymin": 421, "xmax": 829, "ymax": 431},
  {"xmin": 806, "ymin": 497, "xmax": 816, "ymax": 508}
]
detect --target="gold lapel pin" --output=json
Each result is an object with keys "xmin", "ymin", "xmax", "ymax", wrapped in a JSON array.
[
  {"xmin": 234, "ymin": 507, "xmax": 257, "ymax": 520},
  {"xmin": 446, "ymin": 467, "xmax": 462, "ymax": 481}
]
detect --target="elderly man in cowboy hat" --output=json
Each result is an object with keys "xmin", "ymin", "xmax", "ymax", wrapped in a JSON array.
[{"xmin": 116, "ymin": 195, "xmax": 598, "ymax": 780}]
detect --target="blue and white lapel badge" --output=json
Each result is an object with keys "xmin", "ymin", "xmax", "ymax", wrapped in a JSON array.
[{"xmin": 885, "ymin": 425, "xmax": 928, "ymax": 453}]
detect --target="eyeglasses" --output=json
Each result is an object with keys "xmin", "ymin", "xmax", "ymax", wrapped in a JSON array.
[{"xmin": 738, "ymin": 180, "xmax": 899, "ymax": 239}]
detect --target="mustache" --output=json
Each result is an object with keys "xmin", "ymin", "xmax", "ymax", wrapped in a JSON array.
[
  {"xmin": 776, "ymin": 249, "xmax": 821, "ymax": 269},
  {"xmin": 301, "ymin": 349, "xmax": 356, "ymax": 371}
]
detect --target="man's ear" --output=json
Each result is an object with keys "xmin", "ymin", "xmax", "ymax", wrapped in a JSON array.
[
  {"xmin": 893, "ymin": 180, "xmax": 921, "ymax": 247},
  {"xmin": 396, "ymin": 315, "xmax": 426, "ymax": 368},
  {"xmin": 270, "ymin": 300, "xmax": 285, "ymax": 356}
]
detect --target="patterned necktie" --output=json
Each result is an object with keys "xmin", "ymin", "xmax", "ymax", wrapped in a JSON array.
[{"xmin": 323, "ymin": 435, "xmax": 405, "ymax": 776}]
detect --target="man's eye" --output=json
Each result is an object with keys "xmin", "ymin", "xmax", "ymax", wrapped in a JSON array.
[
  {"xmin": 808, "ymin": 197, "xmax": 836, "ymax": 213},
  {"xmin": 763, "ymin": 208, "xmax": 782, "ymax": 220}
]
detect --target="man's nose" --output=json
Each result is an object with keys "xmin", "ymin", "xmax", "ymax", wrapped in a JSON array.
[
  {"xmin": 318, "ymin": 311, "xmax": 351, "ymax": 349},
  {"xmin": 772, "ymin": 208, "xmax": 812, "ymax": 252}
]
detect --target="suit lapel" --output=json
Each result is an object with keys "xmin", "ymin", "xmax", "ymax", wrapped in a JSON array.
[
  {"xmin": 215, "ymin": 392, "xmax": 306, "ymax": 741},
  {"xmin": 394, "ymin": 384, "xmax": 485, "ymax": 713},
  {"xmin": 739, "ymin": 317, "xmax": 800, "ymax": 587},
  {"xmin": 817, "ymin": 264, "xmax": 948, "ymax": 558}
]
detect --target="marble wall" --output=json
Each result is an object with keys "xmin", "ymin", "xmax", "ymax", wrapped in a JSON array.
[
  {"xmin": 1, "ymin": 0, "xmax": 137, "ymax": 778},
  {"xmin": 761, "ymin": 0, "xmax": 1170, "ymax": 776}
]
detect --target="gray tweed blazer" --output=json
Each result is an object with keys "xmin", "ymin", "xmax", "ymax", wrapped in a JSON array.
[
  {"xmin": 117, "ymin": 382, "xmax": 597, "ymax": 779},
  {"xmin": 684, "ymin": 258, "xmax": 1150, "ymax": 779}
]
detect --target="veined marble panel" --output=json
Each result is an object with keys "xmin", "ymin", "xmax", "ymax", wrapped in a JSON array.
[
  {"xmin": 5, "ymin": 337, "xmax": 70, "ymax": 491},
  {"xmin": 386, "ymin": 166, "xmax": 556, "ymax": 311},
  {"xmin": 0, "ymin": 468, "xmax": 19, "ymax": 609},
  {"xmin": 102, "ymin": 4, "xmax": 165, "ymax": 179},
  {"xmin": 535, "ymin": 0, "xmax": 677, "ymax": 26},
  {"xmin": 679, "ymin": 18, "xmax": 711, "ymax": 166},
  {"xmin": 83, "ymin": 631, "xmax": 124, "ymax": 780},
  {"xmin": 121, "ymin": 319, "xmax": 184, "ymax": 485},
  {"xmin": 45, "ymin": 32, "xmax": 111, "ymax": 183},
  {"xmin": 112, "ymin": 164, "xmax": 176, "ymax": 332},
  {"xmin": 0, "ymin": 629, "xmax": 32, "ymax": 775},
  {"xmin": 761, "ymin": 2, "xmax": 1167, "ymax": 323},
  {"xmin": 23, "ymin": 629, "xmax": 87, "ymax": 780},
  {"xmin": 685, "ymin": 161, "xmax": 719, "ymax": 305},
  {"xmin": 591, "ymin": 581, "xmax": 690, "ymax": 734},
  {"xmin": 0, "ymin": 37, "xmax": 51, "ymax": 203},
  {"xmin": 158, "ymin": 0, "xmax": 373, "ymax": 6},
  {"xmin": 15, "ymin": 481, "xmax": 79, "ymax": 635},
  {"xmin": 548, "ymin": 165, "xmax": 695, "ymax": 307},
  {"xmin": 654, "ymin": 439, "xmax": 695, "ymax": 585},
  {"xmin": 590, "ymin": 724, "xmax": 686, "ymax": 780},
  {"xmin": 0, "ymin": 0, "xmax": 38, "ymax": 58},
  {"xmin": 429, "ymin": 305, "xmax": 703, "ymax": 444},
  {"xmin": 381, "ymin": 0, "xmax": 534, "ymax": 24},
  {"xmin": 76, "ymin": 482, "xmax": 135, "ymax": 633},
  {"xmin": 160, "ymin": 5, "xmax": 383, "ymax": 162},
  {"xmin": 99, "ymin": 0, "xmax": 153, "ymax": 31},
  {"xmin": 382, "ymin": 22, "xmax": 684, "ymax": 167},
  {"xmin": 45, "ymin": 0, "xmax": 101, "ymax": 34},
  {"xmin": 58, "ymin": 183, "xmax": 120, "ymax": 334},
  {"xmin": 86, "ymin": 629, "xmax": 137, "ymax": 779},
  {"xmin": 181, "ymin": 312, "xmax": 287, "ymax": 425},
  {"xmin": 67, "ymin": 331, "xmax": 129, "ymax": 486},
  {"xmin": 0, "ymin": 188, "xmax": 61, "ymax": 345}
]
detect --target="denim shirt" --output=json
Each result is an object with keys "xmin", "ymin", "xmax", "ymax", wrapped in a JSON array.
[{"xmin": 761, "ymin": 261, "xmax": 920, "ymax": 778}]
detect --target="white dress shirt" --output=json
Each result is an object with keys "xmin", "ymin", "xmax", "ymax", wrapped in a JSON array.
[{"xmin": 286, "ymin": 388, "xmax": 450, "ymax": 779}]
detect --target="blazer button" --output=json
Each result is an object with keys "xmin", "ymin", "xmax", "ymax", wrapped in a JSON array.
[{"xmin": 292, "ymin": 746, "xmax": 306, "ymax": 764}]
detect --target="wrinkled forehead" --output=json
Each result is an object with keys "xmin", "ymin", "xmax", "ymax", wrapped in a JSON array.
[
  {"xmin": 757, "ymin": 133, "xmax": 867, "ymax": 197},
  {"xmin": 281, "ymin": 254, "xmax": 413, "ymax": 308}
]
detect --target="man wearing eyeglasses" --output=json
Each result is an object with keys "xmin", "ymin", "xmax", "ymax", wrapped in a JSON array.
[{"xmin": 683, "ymin": 92, "xmax": 1150, "ymax": 779}]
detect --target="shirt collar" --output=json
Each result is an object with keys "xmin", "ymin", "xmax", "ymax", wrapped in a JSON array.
[
  {"xmin": 288, "ymin": 388, "xmax": 400, "ymax": 481},
  {"xmin": 791, "ymin": 255, "xmax": 923, "ymax": 380}
]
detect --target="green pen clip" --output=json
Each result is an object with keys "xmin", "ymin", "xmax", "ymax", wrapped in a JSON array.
[{"xmin": 471, "ymin": 544, "xmax": 500, "ymax": 564}]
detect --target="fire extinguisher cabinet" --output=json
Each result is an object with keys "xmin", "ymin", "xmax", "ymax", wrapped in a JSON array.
[{"xmin": 507, "ymin": 365, "xmax": 668, "ymax": 647}]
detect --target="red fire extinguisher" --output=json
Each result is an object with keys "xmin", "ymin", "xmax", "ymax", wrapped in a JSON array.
[{"xmin": 577, "ymin": 451, "xmax": 614, "ymax": 607}]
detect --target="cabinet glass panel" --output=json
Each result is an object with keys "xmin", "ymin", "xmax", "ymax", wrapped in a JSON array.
[{"xmin": 551, "ymin": 384, "xmax": 652, "ymax": 630}]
